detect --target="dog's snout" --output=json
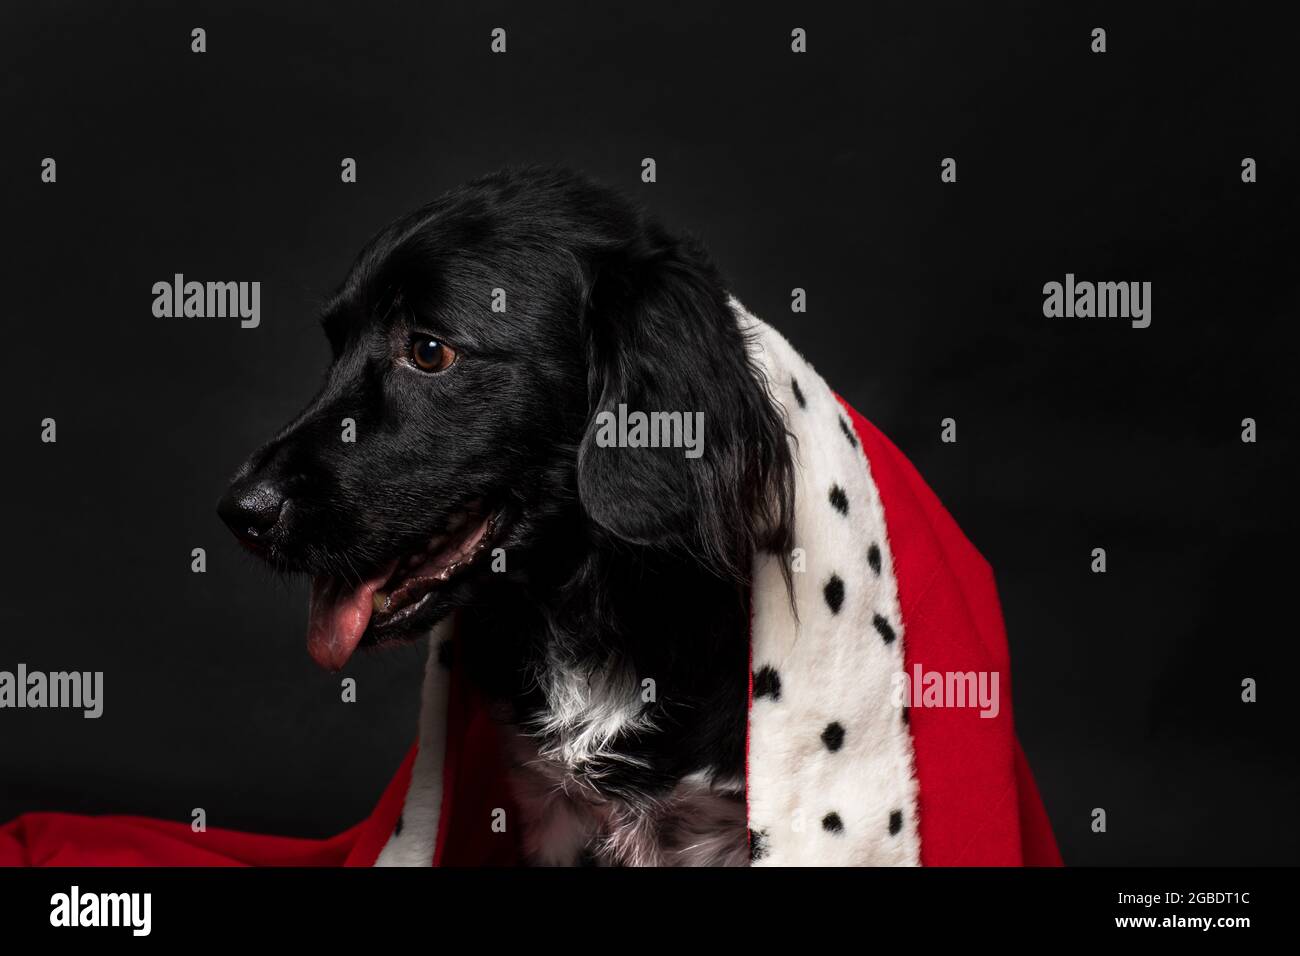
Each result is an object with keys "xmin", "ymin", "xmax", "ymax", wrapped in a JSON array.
[{"xmin": 218, "ymin": 479, "xmax": 288, "ymax": 547}]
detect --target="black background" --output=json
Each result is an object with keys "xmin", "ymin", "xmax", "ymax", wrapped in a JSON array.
[{"xmin": 1, "ymin": 1, "xmax": 1296, "ymax": 865}]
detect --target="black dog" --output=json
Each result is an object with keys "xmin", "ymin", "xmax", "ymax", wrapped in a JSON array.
[{"xmin": 218, "ymin": 167, "xmax": 794, "ymax": 865}]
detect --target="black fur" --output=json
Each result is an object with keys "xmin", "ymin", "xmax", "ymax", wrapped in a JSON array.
[{"xmin": 218, "ymin": 167, "xmax": 796, "ymax": 857}]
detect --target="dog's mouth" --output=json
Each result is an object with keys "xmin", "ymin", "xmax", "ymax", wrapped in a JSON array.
[{"xmin": 305, "ymin": 504, "xmax": 502, "ymax": 671}]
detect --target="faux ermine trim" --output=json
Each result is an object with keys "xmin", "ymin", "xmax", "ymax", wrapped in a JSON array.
[
  {"xmin": 373, "ymin": 620, "xmax": 453, "ymax": 866},
  {"xmin": 738, "ymin": 302, "xmax": 920, "ymax": 866}
]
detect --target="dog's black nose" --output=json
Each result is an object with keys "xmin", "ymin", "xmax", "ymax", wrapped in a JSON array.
[{"xmin": 218, "ymin": 480, "xmax": 287, "ymax": 546}]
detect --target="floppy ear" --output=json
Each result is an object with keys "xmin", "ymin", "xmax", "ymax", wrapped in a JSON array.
[{"xmin": 576, "ymin": 228, "xmax": 794, "ymax": 580}]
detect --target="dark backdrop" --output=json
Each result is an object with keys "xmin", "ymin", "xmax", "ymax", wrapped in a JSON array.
[{"xmin": 1, "ymin": 0, "xmax": 1296, "ymax": 865}]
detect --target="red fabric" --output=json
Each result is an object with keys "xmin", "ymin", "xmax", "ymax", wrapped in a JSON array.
[
  {"xmin": 0, "ymin": 747, "xmax": 414, "ymax": 867},
  {"xmin": 1, "ymin": 404, "xmax": 1059, "ymax": 867},
  {"xmin": 842, "ymin": 399, "xmax": 1062, "ymax": 866}
]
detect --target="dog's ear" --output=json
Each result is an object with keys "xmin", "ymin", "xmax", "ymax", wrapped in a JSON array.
[{"xmin": 576, "ymin": 227, "xmax": 794, "ymax": 580}]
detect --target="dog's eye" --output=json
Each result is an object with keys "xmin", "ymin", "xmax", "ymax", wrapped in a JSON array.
[{"xmin": 409, "ymin": 335, "xmax": 457, "ymax": 373}]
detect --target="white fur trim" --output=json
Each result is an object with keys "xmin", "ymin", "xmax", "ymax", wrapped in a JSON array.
[
  {"xmin": 738, "ymin": 301, "xmax": 921, "ymax": 866},
  {"xmin": 373, "ymin": 620, "xmax": 453, "ymax": 866}
]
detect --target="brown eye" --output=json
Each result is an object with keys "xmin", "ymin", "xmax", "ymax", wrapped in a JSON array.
[{"xmin": 410, "ymin": 335, "xmax": 456, "ymax": 372}]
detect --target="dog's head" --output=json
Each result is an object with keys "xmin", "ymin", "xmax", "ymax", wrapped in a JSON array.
[{"xmin": 218, "ymin": 167, "xmax": 793, "ymax": 669}]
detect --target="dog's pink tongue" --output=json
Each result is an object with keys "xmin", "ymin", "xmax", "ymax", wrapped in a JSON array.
[{"xmin": 306, "ymin": 563, "xmax": 395, "ymax": 671}]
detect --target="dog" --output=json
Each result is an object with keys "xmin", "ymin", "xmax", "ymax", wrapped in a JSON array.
[{"xmin": 218, "ymin": 167, "xmax": 796, "ymax": 866}]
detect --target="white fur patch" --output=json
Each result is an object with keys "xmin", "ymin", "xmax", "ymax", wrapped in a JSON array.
[{"xmin": 530, "ymin": 660, "xmax": 656, "ymax": 776}]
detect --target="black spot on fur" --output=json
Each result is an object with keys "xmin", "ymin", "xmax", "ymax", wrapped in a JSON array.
[
  {"xmin": 824, "ymin": 574, "xmax": 845, "ymax": 614},
  {"xmin": 822, "ymin": 812, "xmax": 844, "ymax": 834},
  {"xmin": 393, "ymin": 815, "xmax": 404, "ymax": 837},
  {"xmin": 889, "ymin": 810, "xmax": 903, "ymax": 836},
  {"xmin": 839, "ymin": 416, "xmax": 858, "ymax": 448},
  {"xmin": 902, "ymin": 703, "xmax": 910, "ymax": 725},
  {"xmin": 749, "ymin": 828, "xmax": 768, "ymax": 862},
  {"xmin": 821, "ymin": 722, "xmax": 845, "ymax": 752},
  {"xmin": 791, "ymin": 378, "xmax": 807, "ymax": 409},
  {"xmin": 867, "ymin": 543, "xmax": 881, "ymax": 576},
  {"xmin": 753, "ymin": 665, "xmax": 782, "ymax": 701},
  {"xmin": 829, "ymin": 485, "xmax": 848, "ymax": 515},
  {"xmin": 872, "ymin": 613, "xmax": 896, "ymax": 645}
]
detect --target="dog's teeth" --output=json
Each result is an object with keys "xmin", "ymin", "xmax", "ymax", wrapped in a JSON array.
[{"xmin": 372, "ymin": 591, "xmax": 388, "ymax": 612}]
